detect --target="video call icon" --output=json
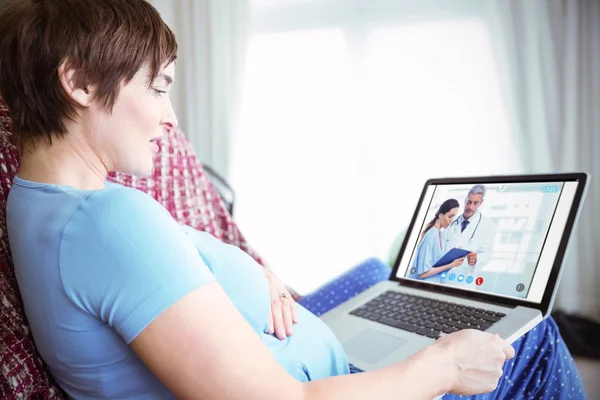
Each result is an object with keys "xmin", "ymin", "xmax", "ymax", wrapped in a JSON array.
[
  {"xmin": 440, "ymin": 272, "xmax": 447, "ymax": 279},
  {"xmin": 516, "ymin": 283, "xmax": 525, "ymax": 292},
  {"xmin": 475, "ymin": 277, "xmax": 484, "ymax": 286},
  {"xmin": 457, "ymin": 275, "xmax": 465, "ymax": 282}
]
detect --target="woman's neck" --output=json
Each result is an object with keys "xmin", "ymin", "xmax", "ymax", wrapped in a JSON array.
[
  {"xmin": 434, "ymin": 220, "xmax": 442, "ymax": 230},
  {"xmin": 18, "ymin": 136, "xmax": 107, "ymax": 190}
]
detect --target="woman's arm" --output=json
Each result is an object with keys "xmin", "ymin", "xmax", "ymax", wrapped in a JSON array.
[
  {"xmin": 418, "ymin": 257, "xmax": 465, "ymax": 279},
  {"xmin": 132, "ymin": 280, "xmax": 512, "ymax": 400}
]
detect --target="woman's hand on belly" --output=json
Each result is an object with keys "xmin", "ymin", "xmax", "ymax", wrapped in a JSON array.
[{"xmin": 264, "ymin": 269, "xmax": 299, "ymax": 340}]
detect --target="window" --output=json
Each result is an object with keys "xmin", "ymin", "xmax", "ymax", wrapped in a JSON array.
[{"xmin": 231, "ymin": 0, "xmax": 522, "ymax": 293}]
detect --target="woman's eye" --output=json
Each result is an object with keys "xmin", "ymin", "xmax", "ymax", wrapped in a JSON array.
[{"xmin": 152, "ymin": 88, "xmax": 167, "ymax": 96}]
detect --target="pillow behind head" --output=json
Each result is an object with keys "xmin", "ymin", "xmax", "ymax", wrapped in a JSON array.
[{"xmin": 0, "ymin": 100, "xmax": 66, "ymax": 398}]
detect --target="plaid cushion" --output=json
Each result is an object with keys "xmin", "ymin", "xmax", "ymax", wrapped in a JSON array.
[
  {"xmin": 0, "ymin": 102, "xmax": 65, "ymax": 398},
  {"xmin": 0, "ymin": 99, "xmax": 263, "ymax": 397}
]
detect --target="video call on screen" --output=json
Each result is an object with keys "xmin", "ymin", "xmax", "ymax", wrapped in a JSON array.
[{"xmin": 404, "ymin": 182, "xmax": 567, "ymax": 300}]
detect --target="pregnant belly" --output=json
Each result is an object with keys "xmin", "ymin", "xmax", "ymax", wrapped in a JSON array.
[
  {"xmin": 185, "ymin": 229, "xmax": 349, "ymax": 379},
  {"xmin": 261, "ymin": 305, "xmax": 349, "ymax": 381}
]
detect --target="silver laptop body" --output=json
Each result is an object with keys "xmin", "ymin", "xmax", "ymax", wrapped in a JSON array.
[{"xmin": 322, "ymin": 173, "xmax": 588, "ymax": 372}]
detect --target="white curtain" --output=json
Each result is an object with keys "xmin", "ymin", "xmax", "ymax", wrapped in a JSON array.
[
  {"xmin": 148, "ymin": 0, "xmax": 251, "ymax": 177},
  {"xmin": 486, "ymin": 0, "xmax": 600, "ymax": 317},
  {"xmin": 231, "ymin": 1, "xmax": 525, "ymax": 294}
]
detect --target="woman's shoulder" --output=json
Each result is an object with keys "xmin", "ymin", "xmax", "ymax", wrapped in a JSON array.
[
  {"xmin": 70, "ymin": 185, "xmax": 176, "ymax": 238},
  {"xmin": 60, "ymin": 185, "xmax": 200, "ymax": 282},
  {"xmin": 90, "ymin": 184, "xmax": 155, "ymax": 205},
  {"xmin": 86, "ymin": 185, "xmax": 168, "ymax": 217},
  {"xmin": 422, "ymin": 226, "xmax": 439, "ymax": 240}
]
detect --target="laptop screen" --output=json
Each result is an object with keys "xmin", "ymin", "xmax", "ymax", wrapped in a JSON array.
[{"xmin": 395, "ymin": 180, "xmax": 579, "ymax": 303}]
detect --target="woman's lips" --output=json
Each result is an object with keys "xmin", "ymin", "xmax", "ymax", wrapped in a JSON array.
[{"xmin": 149, "ymin": 139, "xmax": 160, "ymax": 153}]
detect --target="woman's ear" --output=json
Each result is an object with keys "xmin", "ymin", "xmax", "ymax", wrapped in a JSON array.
[{"xmin": 57, "ymin": 60, "xmax": 95, "ymax": 107}]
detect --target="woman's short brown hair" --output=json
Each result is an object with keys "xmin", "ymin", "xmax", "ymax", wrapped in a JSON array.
[{"xmin": 0, "ymin": 0, "xmax": 177, "ymax": 148}]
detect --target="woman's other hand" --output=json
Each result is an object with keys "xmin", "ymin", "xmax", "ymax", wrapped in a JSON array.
[
  {"xmin": 264, "ymin": 270, "xmax": 299, "ymax": 340},
  {"xmin": 433, "ymin": 329, "xmax": 515, "ymax": 395},
  {"xmin": 450, "ymin": 256, "xmax": 466, "ymax": 268}
]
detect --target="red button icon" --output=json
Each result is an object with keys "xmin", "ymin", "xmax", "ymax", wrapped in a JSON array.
[{"xmin": 475, "ymin": 277, "xmax": 484, "ymax": 286}]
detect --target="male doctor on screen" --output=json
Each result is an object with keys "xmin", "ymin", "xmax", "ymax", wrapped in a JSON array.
[{"xmin": 444, "ymin": 184, "xmax": 496, "ymax": 282}]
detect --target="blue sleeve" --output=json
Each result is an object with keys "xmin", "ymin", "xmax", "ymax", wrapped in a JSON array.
[
  {"xmin": 59, "ymin": 187, "xmax": 216, "ymax": 344},
  {"xmin": 414, "ymin": 231, "xmax": 437, "ymax": 276}
]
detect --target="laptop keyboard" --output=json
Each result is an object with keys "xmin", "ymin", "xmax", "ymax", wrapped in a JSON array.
[{"xmin": 349, "ymin": 290, "xmax": 506, "ymax": 339}]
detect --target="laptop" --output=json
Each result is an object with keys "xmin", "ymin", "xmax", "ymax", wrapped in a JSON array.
[{"xmin": 321, "ymin": 173, "xmax": 588, "ymax": 373}]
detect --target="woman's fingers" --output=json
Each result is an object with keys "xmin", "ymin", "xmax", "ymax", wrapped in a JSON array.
[
  {"xmin": 267, "ymin": 282, "xmax": 282, "ymax": 337},
  {"xmin": 289, "ymin": 295, "xmax": 299, "ymax": 324},
  {"xmin": 495, "ymin": 334, "xmax": 515, "ymax": 360},
  {"xmin": 271, "ymin": 298, "xmax": 287, "ymax": 340},
  {"xmin": 272, "ymin": 294, "xmax": 296, "ymax": 339},
  {"xmin": 269, "ymin": 282, "xmax": 286, "ymax": 340},
  {"xmin": 267, "ymin": 309, "xmax": 274, "ymax": 334},
  {"xmin": 281, "ymin": 297, "xmax": 294, "ymax": 336},
  {"xmin": 264, "ymin": 270, "xmax": 299, "ymax": 340}
]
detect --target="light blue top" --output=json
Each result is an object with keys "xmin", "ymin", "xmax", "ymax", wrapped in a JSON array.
[
  {"xmin": 411, "ymin": 227, "xmax": 447, "ymax": 283},
  {"xmin": 6, "ymin": 177, "xmax": 349, "ymax": 399}
]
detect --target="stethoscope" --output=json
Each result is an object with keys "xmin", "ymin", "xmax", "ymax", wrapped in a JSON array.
[{"xmin": 448, "ymin": 212, "xmax": 482, "ymax": 244}]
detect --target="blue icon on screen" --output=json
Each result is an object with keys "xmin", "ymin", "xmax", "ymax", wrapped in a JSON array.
[
  {"xmin": 466, "ymin": 276, "xmax": 474, "ymax": 284},
  {"xmin": 457, "ymin": 274, "xmax": 465, "ymax": 282},
  {"xmin": 449, "ymin": 273, "xmax": 456, "ymax": 281},
  {"xmin": 440, "ymin": 272, "xmax": 447, "ymax": 279},
  {"xmin": 542, "ymin": 185, "xmax": 559, "ymax": 193}
]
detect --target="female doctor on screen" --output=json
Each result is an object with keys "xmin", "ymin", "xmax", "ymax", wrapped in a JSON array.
[
  {"xmin": 444, "ymin": 184, "xmax": 496, "ymax": 281},
  {"xmin": 411, "ymin": 199, "xmax": 464, "ymax": 283}
]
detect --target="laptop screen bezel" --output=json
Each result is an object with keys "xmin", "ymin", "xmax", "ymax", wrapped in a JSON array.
[{"xmin": 390, "ymin": 173, "xmax": 588, "ymax": 314}]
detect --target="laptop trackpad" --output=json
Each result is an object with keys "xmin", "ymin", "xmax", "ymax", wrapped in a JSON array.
[{"xmin": 344, "ymin": 329, "xmax": 408, "ymax": 365}]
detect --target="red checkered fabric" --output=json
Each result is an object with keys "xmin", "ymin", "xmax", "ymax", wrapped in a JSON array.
[
  {"xmin": 0, "ymin": 102, "xmax": 64, "ymax": 398},
  {"xmin": 0, "ymin": 99, "xmax": 263, "ymax": 398}
]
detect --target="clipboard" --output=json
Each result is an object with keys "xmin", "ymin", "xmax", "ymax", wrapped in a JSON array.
[{"xmin": 432, "ymin": 248, "xmax": 470, "ymax": 268}]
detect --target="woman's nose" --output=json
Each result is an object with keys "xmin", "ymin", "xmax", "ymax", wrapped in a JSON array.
[{"xmin": 161, "ymin": 100, "xmax": 178, "ymax": 132}]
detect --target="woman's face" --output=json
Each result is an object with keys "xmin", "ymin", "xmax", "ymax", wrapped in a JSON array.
[
  {"xmin": 85, "ymin": 62, "xmax": 177, "ymax": 177},
  {"xmin": 440, "ymin": 207, "xmax": 459, "ymax": 228}
]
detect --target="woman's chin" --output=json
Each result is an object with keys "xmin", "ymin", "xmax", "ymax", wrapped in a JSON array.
[
  {"xmin": 133, "ymin": 164, "xmax": 155, "ymax": 178},
  {"xmin": 129, "ymin": 169, "xmax": 153, "ymax": 178},
  {"xmin": 112, "ymin": 161, "xmax": 154, "ymax": 178}
]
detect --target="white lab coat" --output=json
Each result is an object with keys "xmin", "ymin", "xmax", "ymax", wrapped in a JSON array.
[{"xmin": 444, "ymin": 211, "xmax": 495, "ymax": 277}]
